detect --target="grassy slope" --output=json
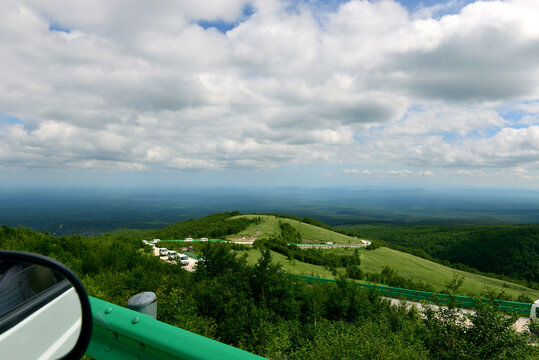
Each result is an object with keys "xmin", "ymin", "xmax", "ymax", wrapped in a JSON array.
[
  {"xmin": 239, "ymin": 248, "xmax": 539, "ymax": 299},
  {"xmin": 231, "ymin": 215, "xmax": 364, "ymax": 244},
  {"xmin": 360, "ymin": 247, "xmax": 539, "ymax": 299},
  {"xmin": 232, "ymin": 215, "xmax": 539, "ymax": 299},
  {"xmin": 238, "ymin": 249, "xmax": 337, "ymax": 278}
]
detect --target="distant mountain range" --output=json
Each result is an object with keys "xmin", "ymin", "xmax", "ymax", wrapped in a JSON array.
[{"xmin": 1, "ymin": 186, "xmax": 538, "ymax": 235}]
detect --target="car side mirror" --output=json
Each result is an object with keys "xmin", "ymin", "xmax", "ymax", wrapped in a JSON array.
[{"xmin": 0, "ymin": 251, "xmax": 92, "ymax": 359}]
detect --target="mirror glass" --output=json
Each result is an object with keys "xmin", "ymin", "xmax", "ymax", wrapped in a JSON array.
[{"xmin": 0, "ymin": 260, "xmax": 83, "ymax": 359}]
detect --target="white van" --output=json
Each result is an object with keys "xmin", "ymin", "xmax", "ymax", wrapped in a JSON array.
[
  {"xmin": 531, "ymin": 299, "xmax": 539, "ymax": 320},
  {"xmin": 168, "ymin": 250, "xmax": 177, "ymax": 260},
  {"xmin": 178, "ymin": 254, "xmax": 189, "ymax": 266},
  {"xmin": 200, "ymin": 238, "xmax": 208, "ymax": 242},
  {"xmin": 159, "ymin": 248, "xmax": 168, "ymax": 256}
]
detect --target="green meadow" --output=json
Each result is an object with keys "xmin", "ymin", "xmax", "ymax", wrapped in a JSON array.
[
  {"xmin": 231, "ymin": 215, "xmax": 539, "ymax": 300},
  {"xmin": 232, "ymin": 214, "xmax": 364, "ymax": 244}
]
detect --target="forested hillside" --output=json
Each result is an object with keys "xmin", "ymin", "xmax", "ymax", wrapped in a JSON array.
[
  {"xmin": 116, "ymin": 212, "xmax": 257, "ymax": 239},
  {"xmin": 147, "ymin": 211, "xmax": 257, "ymax": 239},
  {"xmin": 0, "ymin": 222, "xmax": 537, "ymax": 359},
  {"xmin": 338, "ymin": 224, "xmax": 539, "ymax": 284}
]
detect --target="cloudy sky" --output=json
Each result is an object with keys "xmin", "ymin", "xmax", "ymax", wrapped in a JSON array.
[{"xmin": 1, "ymin": 0, "xmax": 538, "ymax": 189}]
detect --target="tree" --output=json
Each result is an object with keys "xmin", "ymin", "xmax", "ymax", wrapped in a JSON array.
[
  {"xmin": 193, "ymin": 242, "xmax": 246, "ymax": 281},
  {"xmin": 251, "ymin": 248, "xmax": 280, "ymax": 302},
  {"xmin": 445, "ymin": 273, "xmax": 465, "ymax": 308},
  {"xmin": 464, "ymin": 300, "xmax": 533, "ymax": 359}
]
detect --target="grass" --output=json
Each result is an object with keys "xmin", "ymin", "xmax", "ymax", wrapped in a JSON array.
[
  {"xmin": 359, "ymin": 247, "xmax": 539, "ymax": 299},
  {"xmin": 229, "ymin": 215, "xmax": 539, "ymax": 300},
  {"xmin": 231, "ymin": 215, "xmax": 364, "ymax": 244},
  {"xmin": 237, "ymin": 248, "xmax": 539, "ymax": 300},
  {"xmin": 236, "ymin": 249, "xmax": 337, "ymax": 278},
  {"xmin": 229, "ymin": 215, "xmax": 281, "ymax": 239}
]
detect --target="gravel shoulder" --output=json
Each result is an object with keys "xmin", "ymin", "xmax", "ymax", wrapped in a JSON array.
[{"xmin": 385, "ymin": 297, "xmax": 532, "ymax": 333}]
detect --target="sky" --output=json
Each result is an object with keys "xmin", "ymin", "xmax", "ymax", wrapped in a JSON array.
[{"xmin": 0, "ymin": 0, "xmax": 538, "ymax": 190}]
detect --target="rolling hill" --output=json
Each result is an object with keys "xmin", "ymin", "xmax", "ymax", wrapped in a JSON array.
[{"xmin": 229, "ymin": 215, "xmax": 539, "ymax": 300}]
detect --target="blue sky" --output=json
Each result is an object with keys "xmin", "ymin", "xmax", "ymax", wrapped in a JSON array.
[
  {"xmin": 48, "ymin": 22, "xmax": 70, "ymax": 33},
  {"xmin": 0, "ymin": 0, "xmax": 538, "ymax": 190},
  {"xmin": 197, "ymin": 1, "xmax": 479, "ymax": 33},
  {"xmin": 0, "ymin": 114, "xmax": 24, "ymax": 125}
]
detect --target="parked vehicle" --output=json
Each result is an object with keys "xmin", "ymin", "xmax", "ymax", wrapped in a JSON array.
[
  {"xmin": 200, "ymin": 238, "xmax": 208, "ymax": 242},
  {"xmin": 168, "ymin": 250, "xmax": 177, "ymax": 260},
  {"xmin": 159, "ymin": 248, "xmax": 168, "ymax": 256},
  {"xmin": 178, "ymin": 254, "xmax": 190, "ymax": 266},
  {"xmin": 184, "ymin": 238, "xmax": 193, "ymax": 242},
  {"xmin": 531, "ymin": 299, "xmax": 539, "ymax": 320}
]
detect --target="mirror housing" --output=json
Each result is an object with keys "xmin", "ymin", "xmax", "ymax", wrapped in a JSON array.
[{"xmin": 0, "ymin": 251, "xmax": 93, "ymax": 359}]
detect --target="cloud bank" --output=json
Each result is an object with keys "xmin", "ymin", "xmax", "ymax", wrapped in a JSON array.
[{"xmin": 0, "ymin": 0, "xmax": 538, "ymax": 186}]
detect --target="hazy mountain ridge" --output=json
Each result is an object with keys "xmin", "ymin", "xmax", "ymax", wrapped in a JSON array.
[{"xmin": 2, "ymin": 187, "xmax": 539, "ymax": 236}]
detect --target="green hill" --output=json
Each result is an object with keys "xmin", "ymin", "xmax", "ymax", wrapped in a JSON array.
[
  {"xmin": 230, "ymin": 215, "xmax": 539, "ymax": 300},
  {"xmin": 2, "ymin": 214, "xmax": 537, "ymax": 358},
  {"xmin": 230, "ymin": 214, "xmax": 364, "ymax": 244},
  {"xmin": 338, "ymin": 223, "xmax": 539, "ymax": 283}
]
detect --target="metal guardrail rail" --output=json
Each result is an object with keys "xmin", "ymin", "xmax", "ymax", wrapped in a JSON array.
[
  {"xmin": 86, "ymin": 296, "xmax": 266, "ymax": 360},
  {"xmin": 159, "ymin": 239, "xmax": 227, "ymax": 242},
  {"xmin": 183, "ymin": 252, "xmax": 200, "ymax": 259},
  {"xmin": 289, "ymin": 243, "xmax": 367, "ymax": 248},
  {"xmin": 292, "ymin": 275, "xmax": 532, "ymax": 316}
]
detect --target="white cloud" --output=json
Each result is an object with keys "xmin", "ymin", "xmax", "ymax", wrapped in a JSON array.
[
  {"xmin": 455, "ymin": 169, "xmax": 486, "ymax": 177},
  {"xmin": 515, "ymin": 102, "xmax": 539, "ymax": 114},
  {"xmin": 468, "ymin": 126, "xmax": 539, "ymax": 166},
  {"xmin": 343, "ymin": 168, "xmax": 434, "ymax": 177},
  {"xmin": 0, "ymin": 0, "xmax": 539, "ymax": 188},
  {"xmin": 519, "ymin": 115, "xmax": 539, "ymax": 126},
  {"xmin": 389, "ymin": 169, "xmax": 413, "ymax": 176},
  {"xmin": 382, "ymin": 106, "xmax": 506, "ymax": 137}
]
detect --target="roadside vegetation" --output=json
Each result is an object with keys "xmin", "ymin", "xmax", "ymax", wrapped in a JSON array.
[
  {"xmin": 2, "ymin": 212, "xmax": 539, "ymax": 357},
  {"xmin": 1, "ymin": 223, "xmax": 537, "ymax": 359}
]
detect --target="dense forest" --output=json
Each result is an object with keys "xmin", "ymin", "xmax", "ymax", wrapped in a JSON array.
[
  {"xmin": 1, "ymin": 213, "xmax": 538, "ymax": 359},
  {"xmin": 122, "ymin": 211, "xmax": 258, "ymax": 240},
  {"xmin": 338, "ymin": 224, "xmax": 539, "ymax": 285}
]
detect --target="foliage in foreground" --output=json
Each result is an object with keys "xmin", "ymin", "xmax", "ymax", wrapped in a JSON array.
[{"xmin": 1, "ymin": 224, "xmax": 537, "ymax": 359}]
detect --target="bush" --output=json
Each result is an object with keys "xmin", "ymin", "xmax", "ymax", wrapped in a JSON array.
[
  {"xmin": 529, "ymin": 320, "xmax": 539, "ymax": 336},
  {"xmin": 346, "ymin": 265, "xmax": 364, "ymax": 280}
]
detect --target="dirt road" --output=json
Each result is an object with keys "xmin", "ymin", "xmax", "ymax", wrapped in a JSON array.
[{"xmin": 384, "ymin": 297, "xmax": 531, "ymax": 333}]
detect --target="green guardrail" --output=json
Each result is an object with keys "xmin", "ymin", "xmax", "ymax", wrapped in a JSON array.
[
  {"xmin": 288, "ymin": 243, "xmax": 367, "ymax": 248},
  {"xmin": 159, "ymin": 239, "xmax": 227, "ymax": 242},
  {"xmin": 292, "ymin": 275, "xmax": 532, "ymax": 316},
  {"xmin": 86, "ymin": 297, "xmax": 266, "ymax": 360},
  {"xmin": 183, "ymin": 252, "xmax": 200, "ymax": 260}
]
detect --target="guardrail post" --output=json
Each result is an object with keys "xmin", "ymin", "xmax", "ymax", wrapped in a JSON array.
[{"xmin": 127, "ymin": 292, "xmax": 157, "ymax": 320}]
